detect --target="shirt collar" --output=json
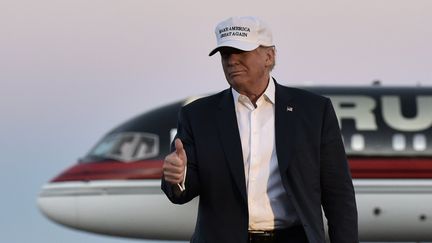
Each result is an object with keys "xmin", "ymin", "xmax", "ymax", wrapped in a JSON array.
[
  {"xmin": 263, "ymin": 78, "xmax": 275, "ymax": 104},
  {"xmin": 231, "ymin": 77, "xmax": 275, "ymax": 105}
]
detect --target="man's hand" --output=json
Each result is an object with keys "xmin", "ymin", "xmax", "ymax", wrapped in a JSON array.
[{"xmin": 163, "ymin": 138, "xmax": 187, "ymax": 185}]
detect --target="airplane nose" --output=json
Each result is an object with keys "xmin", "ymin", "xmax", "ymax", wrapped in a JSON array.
[
  {"xmin": 37, "ymin": 182, "xmax": 79, "ymax": 229},
  {"xmin": 37, "ymin": 178, "xmax": 198, "ymax": 240}
]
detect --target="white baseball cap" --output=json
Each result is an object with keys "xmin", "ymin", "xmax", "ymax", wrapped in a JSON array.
[{"xmin": 209, "ymin": 16, "xmax": 273, "ymax": 56}]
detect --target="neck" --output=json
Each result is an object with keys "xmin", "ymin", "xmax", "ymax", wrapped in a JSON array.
[{"xmin": 236, "ymin": 76, "xmax": 270, "ymax": 105}]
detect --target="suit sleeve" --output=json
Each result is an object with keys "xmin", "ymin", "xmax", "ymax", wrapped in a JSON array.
[
  {"xmin": 320, "ymin": 98, "xmax": 359, "ymax": 243},
  {"xmin": 161, "ymin": 107, "xmax": 201, "ymax": 204}
]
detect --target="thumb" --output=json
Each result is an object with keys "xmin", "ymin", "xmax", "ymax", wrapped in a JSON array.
[{"xmin": 175, "ymin": 138, "xmax": 186, "ymax": 160}]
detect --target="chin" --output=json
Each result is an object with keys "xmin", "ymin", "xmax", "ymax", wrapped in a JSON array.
[{"xmin": 229, "ymin": 76, "xmax": 249, "ymax": 86}]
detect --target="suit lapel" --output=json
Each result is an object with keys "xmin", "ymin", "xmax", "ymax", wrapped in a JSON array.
[
  {"xmin": 216, "ymin": 89, "xmax": 247, "ymax": 203},
  {"xmin": 275, "ymin": 82, "xmax": 297, "ymax": 173}
]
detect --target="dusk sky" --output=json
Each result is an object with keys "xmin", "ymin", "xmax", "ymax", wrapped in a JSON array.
[{"xmin": 1, "ymin": 0, "xmax": 431, "ymax": 242}]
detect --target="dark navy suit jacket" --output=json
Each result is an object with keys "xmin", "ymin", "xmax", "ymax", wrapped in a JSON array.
[{"xmin": 162, "ymin": 80, "xmax": 358, "ymax": 243}]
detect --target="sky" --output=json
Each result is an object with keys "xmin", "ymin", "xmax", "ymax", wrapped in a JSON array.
[{"xmin": 0, "ymin": 0, "xmax": 431, "ymax": 242}]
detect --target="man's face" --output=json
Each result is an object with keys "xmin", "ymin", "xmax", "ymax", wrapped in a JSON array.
[{"xmin": 220, "ymin": 47, "xmax": 273, "ymax": 93}]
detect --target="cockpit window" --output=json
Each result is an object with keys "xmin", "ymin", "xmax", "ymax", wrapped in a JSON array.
[{"xmin": 87, "ymin": 132, "xmax": 159, "ymax": 162}]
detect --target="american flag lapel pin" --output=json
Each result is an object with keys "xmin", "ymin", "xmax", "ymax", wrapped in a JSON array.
[{"xmin": 287, "ymin": 106, "xmax": 293, "ymax": 112}]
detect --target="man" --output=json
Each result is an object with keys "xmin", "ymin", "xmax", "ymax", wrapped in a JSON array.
[{"xmin": 162, "ymin": 16, "xmax": 358, "ymax": 243}]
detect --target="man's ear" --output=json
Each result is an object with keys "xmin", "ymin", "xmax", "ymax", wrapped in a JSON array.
[{"xmin": 265, "ymin": 47, "xmax": 275, "ymax": 68}]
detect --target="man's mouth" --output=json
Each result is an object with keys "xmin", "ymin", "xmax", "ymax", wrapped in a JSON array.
[{"xmin": 229, "ymin": 70, "xmax": 245, "ymax": 76}]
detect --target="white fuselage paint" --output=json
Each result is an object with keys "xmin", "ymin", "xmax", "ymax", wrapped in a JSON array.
[{"xmin": 37, "ymin": 179, "xmax": 432, "ymax": 242}]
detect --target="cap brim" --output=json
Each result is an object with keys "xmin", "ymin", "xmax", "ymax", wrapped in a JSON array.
[{"xmin": 208, "ymin": 40, "xmax": 259, "ymax": 56}]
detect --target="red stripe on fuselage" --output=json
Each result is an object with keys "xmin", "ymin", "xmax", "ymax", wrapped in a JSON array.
[
  {"xmin": 350, "ymin": 157, "xmax": 432, "ymax": 178},
  {"xmin": 51, "ymin": 160, "xmax": 163, "ymax": 182},
  {"xmin": 51, "ymin": 157, "xmax": 432, "ymax": 182}
]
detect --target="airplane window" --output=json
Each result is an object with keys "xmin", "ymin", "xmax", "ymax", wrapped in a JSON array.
[
  {"xmin": 87, "ymin": 132, "xmax": 159, "ymax": 162},
  {"xmin": 111, "ymin": 135, "xmax": 135, "ymax": 156},
  {"xmin": 392, "ymin": 134, "xmax": 406, "ymax": 151},
  {"xmin": 133, "ymin": 136, "xmax": 157, "ymax": 158},
  {"xmin": 91, "ymin": 135, "xmax": 117, "ymax": 156},
  {"xmin": 413, "ymin": 134, "xmax": 427, "ymax": 151},
  {"xmin": 351, "ymin": 134, "xmax": 365, "ymax": 151}
]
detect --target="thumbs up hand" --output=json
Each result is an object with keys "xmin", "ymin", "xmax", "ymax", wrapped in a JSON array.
[{"xmin": 163, "ymin": 138, "xmax": 187, "ymax": 185}]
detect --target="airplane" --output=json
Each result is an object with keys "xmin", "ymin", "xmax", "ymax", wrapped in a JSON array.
[{"xmin": 37, "ymin": 85, "xmax": 432, "ymax": 242}]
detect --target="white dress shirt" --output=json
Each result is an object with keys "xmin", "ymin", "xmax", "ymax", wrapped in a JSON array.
[{"xmin": 232, "ymin": 79, "xmax": 292, "ymax": 231}]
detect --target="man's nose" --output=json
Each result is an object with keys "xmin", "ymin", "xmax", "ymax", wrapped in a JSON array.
[{"xmin": 225, "ymin": 53, "xmax": 240, "ymax": 65}]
